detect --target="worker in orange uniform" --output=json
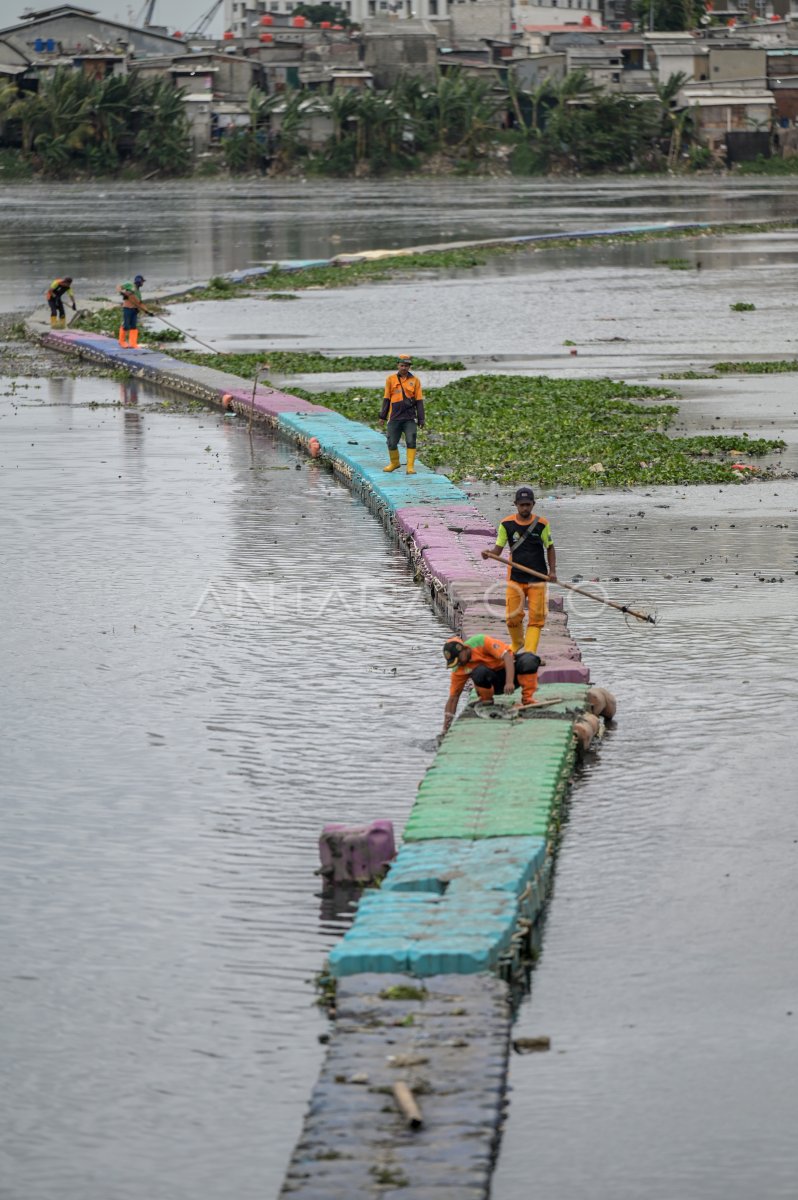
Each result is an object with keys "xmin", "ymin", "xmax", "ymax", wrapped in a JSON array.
[
  {"xmin": 481, "ymin": 486, "xmax": 556, "ymax": 654},
  {"xmin": 441, "ymin": 634, "xmax": 541, "ymax": 735},
  {"xmin": 117, "ymin": 274, "xmax": 149, "ymax": 349},
  {"xmin": 380, "ymin": 353, "xmax": 424, "ymax": 475},
  {"xmin": 45, "ymin": 277, "xmax": 76, "ymax": 328}
]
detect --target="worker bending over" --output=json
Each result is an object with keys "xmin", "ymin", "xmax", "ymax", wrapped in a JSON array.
[
  {"xmin": 46, "ymin": 277, "xmax": 76, "ymax": 328},
  {"xmin": 482, "ymin": 485, "xmax": 556, "ymax": 654},
  {"xmin": 441, "ymin": 634, "xmax": 541, "ymax": 735}
]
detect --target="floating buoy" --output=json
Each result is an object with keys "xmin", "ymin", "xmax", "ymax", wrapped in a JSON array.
[
  {"xmin": 586, "ymin": 687, "xmax": 606, "ymax": 717},
  {"xmin": 221, "ymin": 394, "xmax": 233, "ymax": 410},
  {"xmin": 573, "ymin": 711, "xmax": 600, "ymax": 749},
  {"xmin": 309, "ymin": 437, "xmax": 321, "ymax": 458},
  {"xmin": 569, "ymin": 348, "xmax": 578, "ymax": 356},
  {"xmin": 573, "ymin": 720, "xmax": 593, "ymax": 750},
  {"xmin": 597, "ymin": 687, "xmax": 617, "ymax": 721}
]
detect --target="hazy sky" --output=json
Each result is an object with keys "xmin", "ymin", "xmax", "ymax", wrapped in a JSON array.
[{"xmin": 0, "ymin": 0, "xmax": 224, "ymax": 36}]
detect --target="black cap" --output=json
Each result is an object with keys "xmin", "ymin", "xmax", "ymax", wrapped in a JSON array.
[
  {"xmin": 134, "ymin": 274, "xmax": 145, "ymax": 285},
  {"xmin": 514, "ymin": 486, "xmax": 535, "ymax": 503},
  {"xmin": 443, "ymin": 638, "xmax": 465, "ymax": 668}
]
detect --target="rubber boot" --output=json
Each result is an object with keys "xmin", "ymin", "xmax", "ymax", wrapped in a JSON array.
[
  {"xmin": 57, "ymin": 316, "xmax": 66, "ymax": 329},
  {"xmin": 475, "ymin": 685, "xmax": 495, "ymax": 705},
  {"xmin": 517, "ymin": 672, "xmax": 538, "ymax": 707},
  {"xmin": 524, "ymin": 626, "xmax": 541, "ymax": 653},
  {"xmin": 50, "ymin": 315, "xmax": 58, "ymax": 328},
  {"xmin": 507, "ymin": 625, "xmax": 524, "ymax": 653},
  {"xmin": 129, "ymin": 328, "xmax": 139, "ymax": 349},
  {"xmin": 406, "ymin": 448, "xmax": 417, "ymax": 474},
  {"xmin": 118, "ymin": 326, "xmax": 129, "ymax": 348},
  {"xmin": 383, "ymin": 449, "xmax": 401, "ymax": 473}
]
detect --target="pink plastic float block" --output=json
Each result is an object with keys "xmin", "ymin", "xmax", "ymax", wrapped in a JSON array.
[
  {"xmin": 539, "ymin": 659, "xmax": 590, "ymax": 684},
  {"xmin": 395, "ymin": 505, "xmax": 498, "ymax": 590},
  {"xmin": 221, "ymin": 386, "xmax": 328, "ymax": 417},
  {"xmin": 319, "ymin": 820, "xmax": 396, "ymax": 884},
  {"xmin": 549, "ymin": 595, "xmax": 565, "ymax": 612},
  {"xmin": 539, "ymin": 636, "xmax": 582, "ymax": 661}
]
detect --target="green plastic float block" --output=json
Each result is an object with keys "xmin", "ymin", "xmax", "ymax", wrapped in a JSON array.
[{"xmin": 404, "ymin": 716, "xmax": 576, "ymax": 842}]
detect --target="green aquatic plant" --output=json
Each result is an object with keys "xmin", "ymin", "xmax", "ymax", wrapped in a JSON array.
[
  {"xmin": 713, "ymin": 359, "xmax": 798, "ymax": 373},
  {"xmin": 171, "ymin": 350, "xmax": 463, "ymax": 375},
  {"xmin": 168, "ymin": 219, "xmax": 798, "ymax": 302},
  {"xmin": 730, "ymin": 301, "xmax": 756, "ymax": 311},
  {"xmin": 292, "ymin": 374, "xmax": 788, "ymax": 487},
  {"xmin": 379, "ymin": 984, "xmax": 427, "ymax": 1001}
]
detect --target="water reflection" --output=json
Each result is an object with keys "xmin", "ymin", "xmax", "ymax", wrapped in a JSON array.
[{"xmin": 0, "ymin": 376, "xmax": 448, "ymax": 1200}]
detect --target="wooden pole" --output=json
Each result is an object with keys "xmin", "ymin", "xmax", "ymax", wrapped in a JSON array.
[{"xmin": 484, "ymin": 551, "xmax": 655, "ymax": 625}]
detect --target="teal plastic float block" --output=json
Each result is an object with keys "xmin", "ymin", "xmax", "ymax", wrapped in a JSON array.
[
  {"xmin": 277, "ymin": 411, "xmax": 469, "ymax": 510},
  {"xmin": 328, "ymin": 839, "xmax": 550, "ymax": 977},
  {"xmin": 328, "ymin": 889, "xmax": 519, "ymax": 976},
  {"xmin": 382, "ymin": 836, "xmax": 547, "ymax": 896}
]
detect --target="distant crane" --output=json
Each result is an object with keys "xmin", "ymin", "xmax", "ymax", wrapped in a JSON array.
[
  {"xmin": 134, "ymin": 0, "xmax": 158, "ymax": 25},
  {"xmin": 185, "ymin": 0, "xmax": 224, "ymax": 35}
]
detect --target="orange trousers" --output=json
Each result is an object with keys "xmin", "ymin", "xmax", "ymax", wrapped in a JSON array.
[{"xmin": 505, "ymin": 581, "xmax": 546, "ymax": 652}]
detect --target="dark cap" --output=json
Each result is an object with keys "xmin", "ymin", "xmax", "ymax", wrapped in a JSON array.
[
  {"xmin": 514, "ymin": 486, "xmax": 535, "ymax": 503},
  {"xmin": 134, "ymin": 274, "xmax": 145, "ymax": 285},
  {"xmin": 443, "ymin": 638, "xmax": 465, "ymax": 668}
]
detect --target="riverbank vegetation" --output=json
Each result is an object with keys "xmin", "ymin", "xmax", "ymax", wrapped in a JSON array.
[
  {"xmin": 0, "ymin": 69, "xmax": 190, "ymax": 176},
  {"xmin": 0, "ymin": 65, "xmax": 771, "ymax": 180},
  {"xmin": 222, "ymin": 69, "xmax": 704, "ymax": 178}
]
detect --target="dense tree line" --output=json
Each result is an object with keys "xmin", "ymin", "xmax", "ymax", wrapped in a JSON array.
[
  {"xmin": 0, "ymin": 68, "xmax": 191, "ymax": 175},
  {"xmin": 0, "ymin": 64, "xmax": 702, "ymax": 178},
  {"xmin": 224, "ymin": 68, "xmax": 698, "ymax": 177}
]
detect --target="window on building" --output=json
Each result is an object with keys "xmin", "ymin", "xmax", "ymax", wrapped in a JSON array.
[{"xmin": 429, "ymin": 0, "xmax": 438, "ymax": 11}]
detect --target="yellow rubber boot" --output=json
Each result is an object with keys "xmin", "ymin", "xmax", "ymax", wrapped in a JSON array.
[
  {"xmin": 118, "ymin": 326, "xmax": 129, "ymax": 347},
  {"xmin": 50, "ymin": 315, "xmax": 58, "ymax": 328},
  {"xmin": 383, "ymin": 449, "xmax": 401, "ymax": 473},
  {"xmin": 129, "ymin": 328, "xmax": 139, "ymax": 349},
  {"xmin": 57, "ymin": 316, "xmax": 66, "ymax": 329},
  {"xmin": 507, "ymin": 625, "xmax": 524, "ymax": 653},
  {"xmin": 524, "ymin": 626, "xmax": 541, "ymax": 653},
  {"xmin": 406, "ymin": 448, "xmax": 417, "ymax": 475}
]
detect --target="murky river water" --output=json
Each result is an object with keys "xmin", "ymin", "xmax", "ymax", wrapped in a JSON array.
[
  {"xmin": 3, "ymin": 180, "xmax": 798, "ymax": 1199},
  {"xmin": 3, "ymin": 175, "xmax": 798, "ymax": 315},
  {"xmin": 0, "ymin": 377, "xmax": 447, "ymax": 1199}
]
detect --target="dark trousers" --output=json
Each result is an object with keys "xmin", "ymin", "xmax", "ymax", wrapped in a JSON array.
[
  {"xmin": 386, "ymin": 418, "xmax": 417, "ymax": 451},
  {"xmin": 48, "ymin": 297, "xmax": 65, "ymax": 319},
  {"xmin": 470, "ymin": 651, "xmax": 541, "ymax": 694},
  {"xmin": 122, "ymin": 307, "xmax": 139, "ymax": 331}
]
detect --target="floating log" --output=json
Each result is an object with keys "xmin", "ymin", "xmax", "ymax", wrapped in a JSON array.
[{"xmin": 392, "ymin": 1080, "xmax": 423, "ymax": 1129}]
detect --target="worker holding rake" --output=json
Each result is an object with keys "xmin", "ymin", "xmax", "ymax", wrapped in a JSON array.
[{"xmin": 482, "ymin": 485, "xmax": 557, "ymax": 654}]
